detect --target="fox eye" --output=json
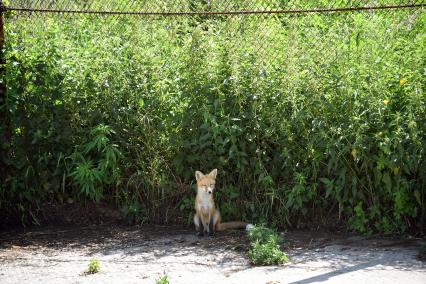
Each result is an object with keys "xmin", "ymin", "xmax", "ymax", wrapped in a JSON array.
[{"xmin": 210, "ymin": 184, "xmax": 214, "ymax": 188}]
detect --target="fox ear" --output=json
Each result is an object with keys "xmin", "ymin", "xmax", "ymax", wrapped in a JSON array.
[
  {"xmin": 208, "ymin": 169, "xmax": 218, "ymax": 179},
  {"xmin": 195, "ymin": 171, "xmax": 204, "ymax": 181}
]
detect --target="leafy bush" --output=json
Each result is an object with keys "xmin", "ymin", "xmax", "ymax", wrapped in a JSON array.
[
  {"xmin": 68, "ymin": 124, "xmax": 121, "ymax": 202},
  {"xmin": 247, "ymin": 225, "xmax": 288, "ymax": 265},
  {"xmin": 1, "ymin": 1, "xmax": 424, "ymax": 234}
]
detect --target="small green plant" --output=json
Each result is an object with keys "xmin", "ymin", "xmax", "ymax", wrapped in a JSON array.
[
  {"xmin": 86, "ymin": 259, "xmax": 101, "ymax": 274},
  {"xmin": 155, "ymin": 273, "xmax": 170, "ymax": 284},
  {"xmin": 247, "ymin": 225, "xmax": 288, "ymax": 265}
]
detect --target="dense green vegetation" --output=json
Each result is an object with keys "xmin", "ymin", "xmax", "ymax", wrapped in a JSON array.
[{"xmin": 1, "ymin": 1, "xmax": 425, "ymax": 234}]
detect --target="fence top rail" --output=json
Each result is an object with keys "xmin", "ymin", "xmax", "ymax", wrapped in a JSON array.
[{"xmin": 2, "ymin": 3, "xmax": 425, "ymax": 17}]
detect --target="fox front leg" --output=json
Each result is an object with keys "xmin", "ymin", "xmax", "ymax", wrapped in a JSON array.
[
  {"xmin": 208, "ymin": 217, "xmax": 214, "ymax": 236},
  {"xmin": 207, "ymin": 212, "xmax": 214, "ymax": 236},
  {"xmin": 194, "ymin": 214, "xmax": 204, "ymax": 237},
  {"xmin": 201, "ymin": 215, "xmax": 209, "ymax": 236}
]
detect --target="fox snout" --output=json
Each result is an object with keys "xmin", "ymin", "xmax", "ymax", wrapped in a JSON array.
[{"xmin": 208, "ymin": 189, "xmax": 212, "ymax": 194}]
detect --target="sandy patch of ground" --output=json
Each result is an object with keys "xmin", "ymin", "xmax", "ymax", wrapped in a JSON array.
[{"xmin": 0, "ymin": 225, "xmax": 424, "ymax": 283}]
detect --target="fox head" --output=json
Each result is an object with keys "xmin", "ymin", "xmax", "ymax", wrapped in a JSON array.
[{"xmin": 195, "ymin": 169, "xmax": 217, "ymax": 195}]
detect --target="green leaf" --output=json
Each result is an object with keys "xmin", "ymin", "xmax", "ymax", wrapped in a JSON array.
[
  {"xmin": 414, "ymin": 190, "xmax": 421, "ymax": 205},
  {"xmin": 382, "ymin": 173, "xmax": 391, "ymax": 192}
]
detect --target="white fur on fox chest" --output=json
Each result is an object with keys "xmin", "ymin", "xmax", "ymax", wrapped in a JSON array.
[{"xmin": 196, "ymin": 190, "xmax": 214, "ymax": 215}]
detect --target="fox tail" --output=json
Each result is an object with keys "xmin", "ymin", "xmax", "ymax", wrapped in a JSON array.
[{"xmin": 217, "ymin": 221, "xmax": 252, "ymax": 231}]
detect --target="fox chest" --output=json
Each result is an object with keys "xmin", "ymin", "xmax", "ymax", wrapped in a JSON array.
[{"xmin": 197, "ymin": 200, "xmax": 214, "ymax": 215}]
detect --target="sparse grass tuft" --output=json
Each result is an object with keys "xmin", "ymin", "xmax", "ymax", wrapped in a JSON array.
[
  {"xmin": 86, "ymin": 259, "xmax": 101, "ymax": 274},
  {"xmin": 156, "ymin": 273, "xmax": 170, "ymax": 284}
]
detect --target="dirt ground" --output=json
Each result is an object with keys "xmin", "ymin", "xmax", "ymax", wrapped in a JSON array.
[{"xmin": 0, "ymin": 225, "xmax": 425, "ymax": 284}]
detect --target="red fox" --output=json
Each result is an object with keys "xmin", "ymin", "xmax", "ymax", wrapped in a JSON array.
[{"xmin": 193, "ymin": 169, "xmax": 251, "ymax": 236}]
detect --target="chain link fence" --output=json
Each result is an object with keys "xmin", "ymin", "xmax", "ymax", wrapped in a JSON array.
[
  {"xmin": 3, "ymin": 1, "xmax": 425, "ymax": 74},
  {"xmin": 5, "ymin": 1, "xmax": 426, "ymax": 14}
]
